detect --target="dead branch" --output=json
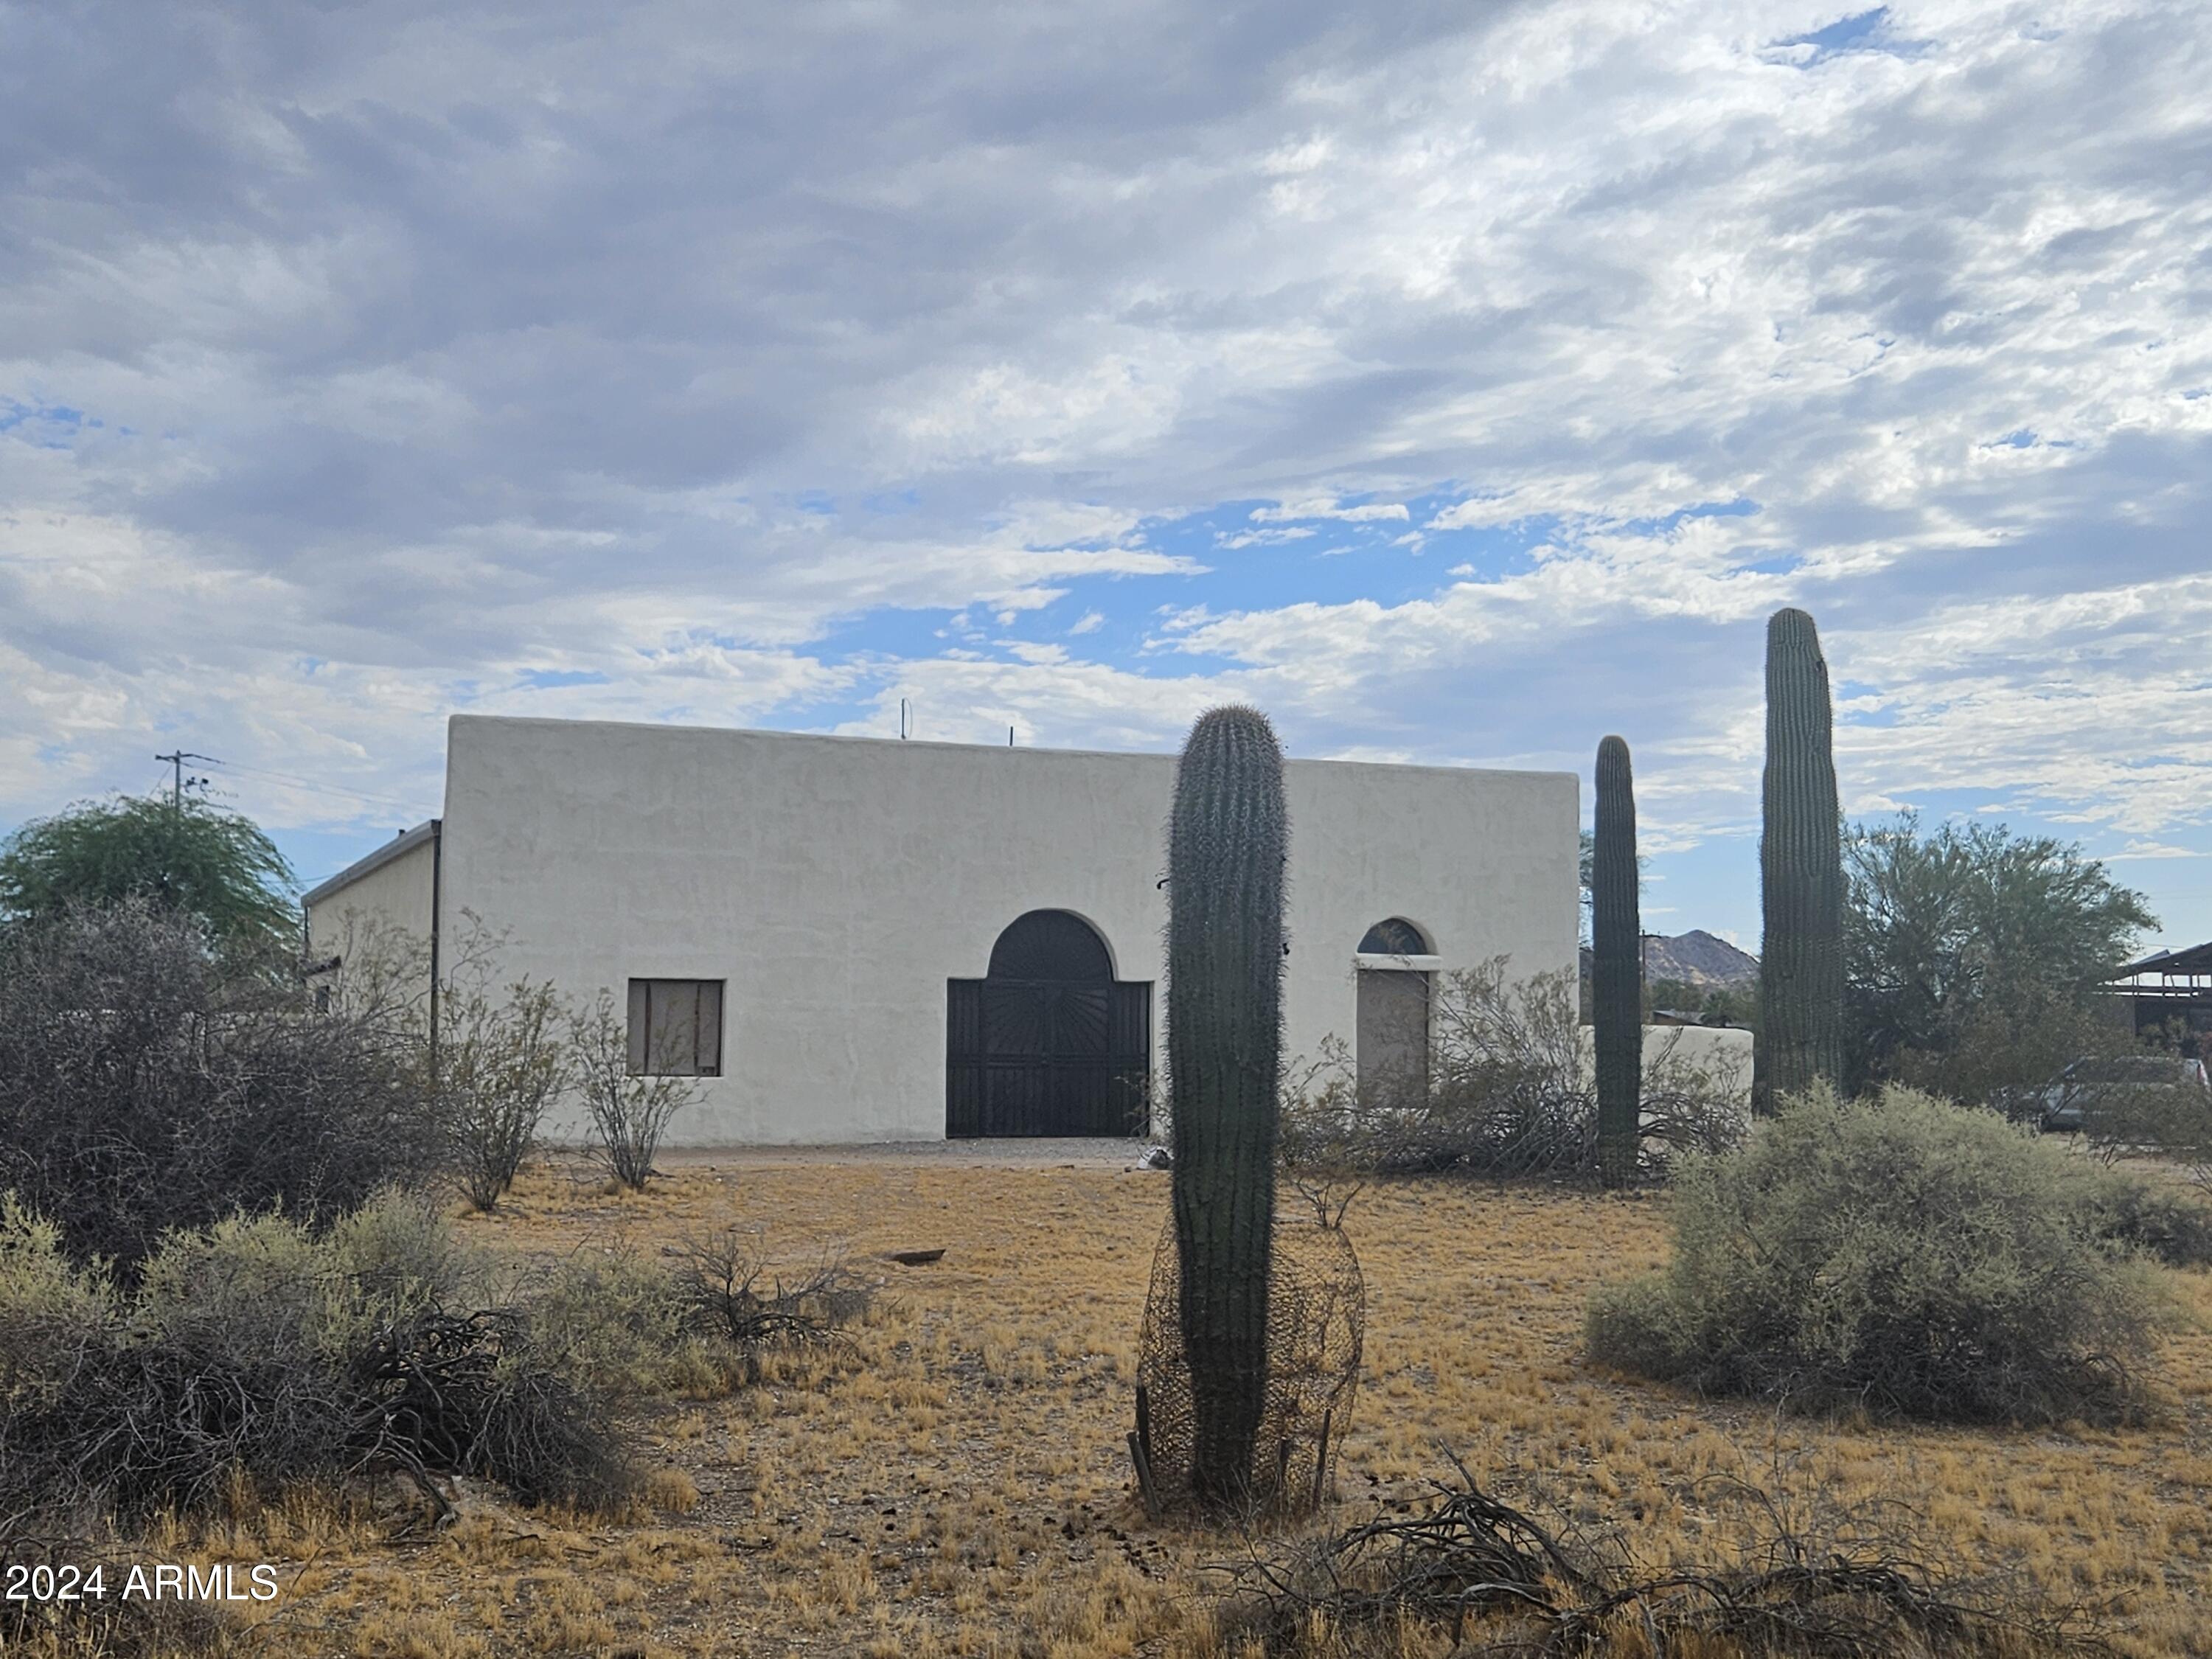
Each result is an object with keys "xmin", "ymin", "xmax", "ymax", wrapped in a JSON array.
[{"xmin": 1209, "ymin": 1461, "xmax": 2119, "ymax": 1658}]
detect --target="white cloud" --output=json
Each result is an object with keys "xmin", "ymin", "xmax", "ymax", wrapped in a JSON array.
[
  {"xmin": 2112, "ymin": 841, "xmax": 2205, "ymax": 860},
  {"xmin": 1215, "ymin": 526, "xmax": 1317, "ymax": 549},
  {"xmin": 2, "ymin": 0, "xmax": 2209, "ymax": 945},
  {"xmin": 1250, "ymin": 498, "xmax": 1410, "ymax": 524}
]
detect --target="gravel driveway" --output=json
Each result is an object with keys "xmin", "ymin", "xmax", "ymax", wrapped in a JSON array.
[{"xmin": 655, "ymin": 1137, "xmax": 1166, "ymax": 1169}]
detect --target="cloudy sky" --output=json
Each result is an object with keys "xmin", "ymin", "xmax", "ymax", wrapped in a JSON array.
[{"xmin": 3, "ymin": 0, "xmax": 2208, "ymax": 953}]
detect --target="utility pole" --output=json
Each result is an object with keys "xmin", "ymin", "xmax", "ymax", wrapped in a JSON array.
[
  {"xmin": 150, "ymin": 751, "xmax": 215, "ymax": 909},
  {"xmin": 153, "ymin": 751, "xmax": 217, "ymax": 814}
]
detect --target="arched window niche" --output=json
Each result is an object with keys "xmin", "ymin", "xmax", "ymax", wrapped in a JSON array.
[
  {"xmin": 1354, "ymin": 917, "xmax": 1434, "ymax": 1103},
  {"xmin": 1357, "ymin": 917, "xmax": 1432, "ymax": 956}
]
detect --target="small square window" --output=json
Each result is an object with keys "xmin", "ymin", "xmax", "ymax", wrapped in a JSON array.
[{"xmin": 627, "ymin": 978, "xmax": 724, "ymax": 1077}]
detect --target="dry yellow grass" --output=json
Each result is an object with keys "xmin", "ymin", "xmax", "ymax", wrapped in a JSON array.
[{"xmin": 133, "ymin": 1161, "xmax": 2212, "ymax": 1657}]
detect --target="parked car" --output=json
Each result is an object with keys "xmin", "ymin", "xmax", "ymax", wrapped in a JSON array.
[{"xmin": 2021, "ymin": 1055, "xmax": 2210, "ymax": 1133}]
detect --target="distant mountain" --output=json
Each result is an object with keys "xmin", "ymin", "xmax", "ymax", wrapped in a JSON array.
[
  {"xmin": 1644, "ymin": 929, "xmax": 1759, "ymax": 988},
  {"xmin": 1579, "ymin": 929, "xmax": 1760, "ymax": 990}
]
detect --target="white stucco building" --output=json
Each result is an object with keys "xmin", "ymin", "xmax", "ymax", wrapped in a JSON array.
[{"xmin": 305, "ymin": 714, "xmax": 1584, "ymax": 1146}]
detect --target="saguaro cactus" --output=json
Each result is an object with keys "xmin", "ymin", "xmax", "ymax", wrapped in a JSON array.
[
  {"xmin": 1753, "ymin": 607, "xmax": 1845, "ymax": 1113},
  {"xmin": 1592, "ymin": 735, "xmax": 1641, "ymax": 1186},
  {"xmin": 1167, "ymin": 704, "xmax": 1287, "ymax": 1510}
]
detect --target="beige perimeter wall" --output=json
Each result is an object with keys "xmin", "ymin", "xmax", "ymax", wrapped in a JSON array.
[{"xmin": 1587, "ymin": 1024, "xmax": 1756, "ymax": 1121}]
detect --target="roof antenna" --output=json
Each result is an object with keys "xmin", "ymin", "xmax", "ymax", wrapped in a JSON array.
[
  {"xmin": 1009, "ymin": 725, "xmax": 1015, "ymax": 747},
  {"xmin": 900, "ymin": 698, "xmax": 909, "ymax": 740}
]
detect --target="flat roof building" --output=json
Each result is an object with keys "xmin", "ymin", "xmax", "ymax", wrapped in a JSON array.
[{"xmin": 306, "ymin": 714, "xmax": 1580, "ymax": 1146}]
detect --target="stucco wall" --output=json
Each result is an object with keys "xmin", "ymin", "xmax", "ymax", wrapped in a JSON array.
[
  {"xmin": 305, "ymin": 831, "xmax": 438, "ymax": 969},
  {"xmin": 439, "ymin": 714, "xmax": 1579, "ymax": 1146}
]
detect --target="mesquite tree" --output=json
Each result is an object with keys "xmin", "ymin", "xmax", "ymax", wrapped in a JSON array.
[
  {"xmin": 1167, "ymin": 704, "xmax": 1287, "ymax": 1510},
  {"xmin": 1753, "ymin": 608, "xmax": 1845, "ymax": 1113},
  {"xmin": 1592, "ymin": 735, "xmax": 1642, "ymax": 1186}
]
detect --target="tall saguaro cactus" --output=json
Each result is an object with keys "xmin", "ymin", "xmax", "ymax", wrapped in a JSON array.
[
  {"xmin": 1167, "ymin": 704, "xmax": 1287, "ymax": 1510},
  {"xmin": 1592, "ymin": 735, "xmax": 1642, "ymax": 1186},
  {"xmin": 1753, "ymin": 608, "xmax": 1845, "ymax": 1114}
]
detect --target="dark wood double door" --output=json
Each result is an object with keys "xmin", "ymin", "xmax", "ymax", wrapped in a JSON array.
[{"xmin": 947, "ymin": 909, "xmax": 1151, "ymax": 1138}]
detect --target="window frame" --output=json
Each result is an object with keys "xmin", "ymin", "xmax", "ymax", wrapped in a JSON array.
[{"xmin": 625, "ymin": 978, "xmax": 725, "ymax": 1077}]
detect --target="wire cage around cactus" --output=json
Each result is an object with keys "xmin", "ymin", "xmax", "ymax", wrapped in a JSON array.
[{"xmin": 1133, "ymin": 1214, "xmax": 1364, "ymax": 1517}]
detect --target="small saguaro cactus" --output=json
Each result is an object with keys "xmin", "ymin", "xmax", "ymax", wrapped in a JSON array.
[
  {"xmin": 1753, "ymin": 607, "xmax": 1845, "ymax": 1114},
  {"xmin": 1166, "ymin": 703, "xmax": 1287, "ymax": 1511},
  {"xmin": 1592, "ymin": 735, "xmax": 1642, "ymax": 1186}
]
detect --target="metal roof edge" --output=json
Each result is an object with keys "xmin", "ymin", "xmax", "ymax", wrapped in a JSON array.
[
  {"xmin": 2115, "ymin": 942, "xmax": 2212, "ymax": 976},
  {"xmin": 302, "ymin": 819, "xmax": 441, "ymax": 909}
]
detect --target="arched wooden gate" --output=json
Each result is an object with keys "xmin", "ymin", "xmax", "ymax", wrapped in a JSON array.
[{"xmin": 946, "ymin": 910, "xmax": 1152, "ymax": 1137}]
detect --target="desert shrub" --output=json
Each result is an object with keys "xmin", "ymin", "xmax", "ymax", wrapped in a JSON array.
[
  {"xmin": 526, "ymin": 1231, "xmax": 874, "ymax": 1397},
  {"xmin": 2, "ymin": 1295, "xmax": 352, "ymax": 1525},
  {"xmin": 0, "ymin": 902, "xmax": 445, "ymax": 1279},
  {"xmin": 524, "ymin": 1245, "xmax": 693, "ymax": 1395},
  {"xmin": 0, "ymin": 1195, "xmax": 633, "ymax": 1530},
  {"xmin": 323, "ymin": 1186, "xmax": 488, "ymax": 1319},
  {"xmin": 0, "ymin": 1193, "xmax": 118, "ymax": 1415},
  {"xmin": 0, "ymin": 1191, "xmax": 863, "ymax": 1536},
  {"xmin": 1277, "ymin": 1036, "xmax": 1374, "ymax": 1226},
  {"xmin": 1419, "ymin": 961, "xmax": 1595, "ymax": 1173},
  {"xmin": 1420, "ymin": 961, "xmax": 1745, "ymax": 1176},
  {"xmin": 2074, "ymin": 1166, "xmax": 2212, "ymax": 1269},
  {"xmin": 316, "ymin": 907, "xmax": 433, "ymax": 1026},
  {"xmin": 1276, "ymin": 961, "xmax": 1745, "ymax": 1189},
  {"xmin": 672, "ymin": 1225, "xmax": 874, "ymax": 1384},
  {"xmin": 1586, "ymin": 1085, "xmax": 2176, "ymax": 1424},
  {"xmin": 437, "ymin": 917, "xmax": 571, "ymax": 1211},
  {"xmin": 347, "ymin": 1309, "xmax": 633, "ymax": 1513},
  {"xmin": 134, "ymin": 1210, "xmax": 335, "ymax": 1364},
  {"xmin": 571, "ymin": 989, "xmax": 696, "ymax": 1190},
  {"xmin": 133, "ymin": 1190, "xmax": 488, "ymax": 1365}
]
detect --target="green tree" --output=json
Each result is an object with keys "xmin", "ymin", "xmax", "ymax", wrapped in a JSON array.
[
  {"xmin": 1646, "ymin": 977, "xmax": 1758, "ymax": 1029},
  {"xmin": 1843, "ymin": 813, "xmax": 2156, "ymax": 1102},
  {"xmin": 0, "ymin": 795, "xmax": 299, "ymax": 967}
]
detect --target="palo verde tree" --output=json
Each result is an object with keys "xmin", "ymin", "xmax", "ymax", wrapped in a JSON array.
[
  {"xmin": 1166, "ymin": 704, "xmax": 1287, "ymax": 1511},
  {"xmin": 1592, "ymin": 735, "xmax": 1642, "ymax": 1185},
  {"xmin": 0, "ymin": 793, "xmax": 299, "ymax": 973},
  {"xmin": 1753, "ymin": 608, "xmax": 1845, "ymax": 1113},
  {"xmin": 1843, "ymin": 813, "xmax": 2155, "ymax": 1102}
]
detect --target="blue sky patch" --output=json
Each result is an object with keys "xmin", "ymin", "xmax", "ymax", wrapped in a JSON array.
[
  {"xmin": 0, "ymin": 398, "xmax": 90, "ymax": 448},
  {"xmin": 1772, "ymin": 8, "xmax": 1929, "ymax": 65}
]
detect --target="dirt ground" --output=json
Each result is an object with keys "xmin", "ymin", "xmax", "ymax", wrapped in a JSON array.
[{"xmin": 168, "ymin": 1155, "xmax": 2212, "ymax": 1658}]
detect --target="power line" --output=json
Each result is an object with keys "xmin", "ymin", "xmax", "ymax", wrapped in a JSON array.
[
  {"xmin": 201, "ymin": 757, "xmax": 425, "ymax": 815},
  {"xmin": 153, "ymin": 751, "xmax": 215, "ymax": 813}
]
